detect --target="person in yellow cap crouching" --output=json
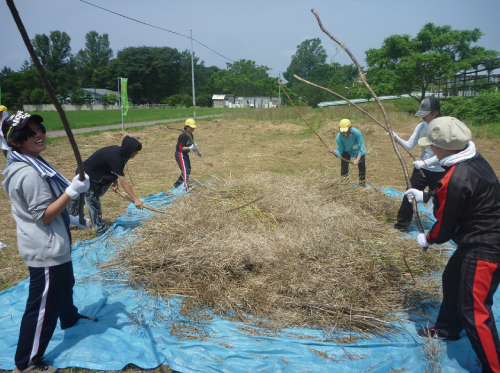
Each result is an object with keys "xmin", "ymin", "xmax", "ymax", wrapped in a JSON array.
[
  {"xmin": 173, "ymin": 118, "xmax": 201, "ymax": 190},
  {"xmin": 328, "ymin": 119, "xmax": 366, "ymax": 187}
]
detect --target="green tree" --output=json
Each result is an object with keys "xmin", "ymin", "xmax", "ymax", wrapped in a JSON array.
[
  {"xmin": 76, "ymin": 31, "xmax": 113, "ymax": 67},
  {"xmin": 31, "ymin": 31, "xmax": 72, "ymax": 72},
  {"xmin": 71, "ymin": 89, "xmax": 86, "ymax": 105},
  {"xmin": 100, "ymin": 93, "xmax": 117, "ymax": 105},
  {"xmin": 283, "ymin": 38, "xmax": 327, "ymax": 84},
  {"xmin": 107, "ymin": 46, "xmax": 182, "ymax": 103},
  {"xmin": 207, "ymin": 59, "xmax": 276, "ymax": 96},
  {"xmin": 75, "ymin": 31, "xmax": 113, "ymax": 89},
  {"xmin": 365, "ymin": 23, "xmax": 498, "ymax": 101},
  {"xmin": 29, "ymin": 88, "xmax": 50, "ymax": 105},
  {"xmin": 84, "ymin": 92, "xmax": 94, "ymax": 105}
]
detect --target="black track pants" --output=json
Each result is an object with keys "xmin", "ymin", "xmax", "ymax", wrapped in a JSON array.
[
  {"xmin": 340, "ymin": 151, "xmax": 366, "ymax": 186},
  {"xmin": 435, "ymin": 250, "xmax": 500, "ymax": 372},
  {"xmin": 174, "ymin": 150, "xmax": 191, "ymax": 187},
  {"xmin": 15, "ymin": 261, "xmax": 80, "ymax": 370}
]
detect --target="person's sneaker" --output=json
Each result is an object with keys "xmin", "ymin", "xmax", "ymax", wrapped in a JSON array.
[
  {"xmin": 393, "ymin": 224, "xmax": 408, "ymax": 232},
  {"xmin": 417, "ymin": 326, "xmax": 460, "ymax": 341},
  {"xmin": 13, "ymin": 358, "xmax": 58, "ymax": 373}
]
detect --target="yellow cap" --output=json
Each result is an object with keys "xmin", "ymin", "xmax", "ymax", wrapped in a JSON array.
[
  {"xmin": 339, "ymin": 119, "xmax": 351, "ymax": 132},
  {"xmin": 0, "ymin": 105, "xmax": 7, "ymax": 112},
  {"xmin": 185, "ymin": 118, "xmax": 197, "ymax": 128}
]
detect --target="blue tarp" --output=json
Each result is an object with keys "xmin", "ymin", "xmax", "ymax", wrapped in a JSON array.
[{"xmin": 0, "ymin": 187, "xmax": 494, "ymax": 372}]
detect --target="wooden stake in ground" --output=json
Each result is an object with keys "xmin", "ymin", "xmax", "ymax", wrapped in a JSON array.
[
  {"xmin": 310, "ymin": 8, "xmax": 425, "ymax": 237},
  {"xmin": 7, "ymin": 0, "xmax": 87, "ymax": 224}
]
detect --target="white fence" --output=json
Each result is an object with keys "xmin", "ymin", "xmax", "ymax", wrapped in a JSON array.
[{"xmin": 23, "ymin": 104, "xmax": 121, "ymax": 112}]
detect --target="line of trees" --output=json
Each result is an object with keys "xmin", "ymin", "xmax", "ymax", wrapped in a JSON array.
[
  {"xmin": 1, "ymin": 23, "xmax": 497, "ymax": 111},
  {"xmin": 0, "ymin": 30, "xmax": 280, "ymax": 110}
]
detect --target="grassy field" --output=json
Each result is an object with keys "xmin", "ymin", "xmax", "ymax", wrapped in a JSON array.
[
  {"xmin": 26, "ymin": 107, "xmax": 240, "ymax": 131},
  {"xmin": 1, "ymin": 105, "xmax": 500, "ymax": 372}
]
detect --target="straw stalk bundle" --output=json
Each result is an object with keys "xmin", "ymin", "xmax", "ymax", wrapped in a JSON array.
[{"xmin": 103, "ymin": 172, "xmax": 445, "ymax": 340}]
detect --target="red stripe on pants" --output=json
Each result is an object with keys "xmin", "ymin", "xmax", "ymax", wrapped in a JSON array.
[
  {"xmin": 178, "ymin": 150, "xmax": 187, "ymax": 184},
  {"xmin": 473, "ymin": 260, "xmax": 500, "ymax": 372}
]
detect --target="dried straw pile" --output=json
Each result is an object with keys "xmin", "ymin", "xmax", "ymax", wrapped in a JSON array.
[{"xmin": 104, "ymin": 172, "xmax": 445, "ymax": 339}]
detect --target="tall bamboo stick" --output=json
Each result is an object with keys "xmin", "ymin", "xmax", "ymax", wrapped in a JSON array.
[
  {"xmin": 292, "ymin": 74, "xmax": 424, "ymax": 177},
  {"xmin": 7, "ymin": 0, "xmax": 87, "ymax": 224},
  {"xmin": 310, "ymin": 9, "xmax": 424, "ymax": 236},
  {"xmin": 279, "ymin": 83, "xmax": 354, "ymax": 165}
]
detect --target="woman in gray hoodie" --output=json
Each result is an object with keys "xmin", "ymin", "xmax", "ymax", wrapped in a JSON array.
[{"xmin": 2, "ymin": 111, "xmax": 95, "ymax": 373}]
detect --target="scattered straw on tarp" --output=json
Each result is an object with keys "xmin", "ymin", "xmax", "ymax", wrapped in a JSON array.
[{"xmin": 99, "ymin": 172, "xmax": 445, "ymax": 340}]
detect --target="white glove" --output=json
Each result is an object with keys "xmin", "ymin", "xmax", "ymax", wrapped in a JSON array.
[
  {"xmin": 69, "ymin": 215, "xmax": 90, "ymax": 230},
  {"xmin": 413, "ymin": 160, "xmax": 426, "ymax": 169},
  {"xmin": 404, "ymin": 188, "xmax": 424, "ymax": 203},
  {"xmin": 188, "ymin": 143, "xmax": 197, "ymax": 151},
  {"xmin": 387, "ymin": 131, "xmax": 398, "ymax": 139},
  {"xmin": 65, "ymin": 174, "xmax": 90, "ymax": 200},
  {"xmin": 195, "ymin": 149, "xmax": 202, "ymax": 157},
  {"xmin": 417, "ymin": 233, "xmax": 430, "ymax": 249}
]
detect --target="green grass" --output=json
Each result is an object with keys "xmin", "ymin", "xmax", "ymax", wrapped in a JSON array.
[{"xmin": 27, "ymin": 107, "xmax": 239, "ymax": 131}]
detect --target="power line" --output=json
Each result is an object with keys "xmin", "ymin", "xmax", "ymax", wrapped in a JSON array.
[{"xmin": 79, "ymin": 0, "xmax": 234, "ymax": 62}]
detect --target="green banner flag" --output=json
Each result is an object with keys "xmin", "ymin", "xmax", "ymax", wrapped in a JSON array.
[{"xmin": 121, "ymin": 78, "xmax": 129, "ymax": 116}]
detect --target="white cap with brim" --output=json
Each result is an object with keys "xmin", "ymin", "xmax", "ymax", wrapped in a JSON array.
[{"xmin": 418, "ymin": 116, "xmax": 471, "ymax": 150}]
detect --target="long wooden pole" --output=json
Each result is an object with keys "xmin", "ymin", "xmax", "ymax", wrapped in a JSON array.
[
  {"xmin": 114, "ymin": 189, "xmax": 167, "ymax": 214},
  {"xmin": 278, "ymin": 82, "xmax": 354, "ymax": 164},
  {"xmin": 292, "ymin": 74, "xmax": 424, "ymax": 173},
  {"xmin": 310, "ymin": 9, "xmax": 424, "ymax": 236},
  {"xmin": 7, "ymin": 0, "xmax": 86, "ymax": 224}
]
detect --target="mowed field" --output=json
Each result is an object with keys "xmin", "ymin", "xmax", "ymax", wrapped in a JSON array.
[
  {"xmin": 2, "ymin": 106, "xmax": 500, "ymax": 290},
  {"xmin": 0, "ymin": 106, "xmax": 499, "ymax": 373}
]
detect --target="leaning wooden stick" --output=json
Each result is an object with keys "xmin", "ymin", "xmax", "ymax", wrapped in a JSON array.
[
  {"xmin": 311, "ymin": 8, "xmax": 424, "ymax": 236},
  {"xmin": 226, "ymin": 196, "xmax": 264, "ymax": 213},
  {"xmin": 7, "ymin": 0, "xmax": 86, "ymax": 225},
  {"xmin": 278, "ymin": 82, "xmax": 355, "ymax": 164},
  {"xmin": 293, "ymin": 74, "xmax": 425, "ymax": 177},
  {"xmin": 114, "ymin": 189, "xmax": 167, "ymax": 213}
]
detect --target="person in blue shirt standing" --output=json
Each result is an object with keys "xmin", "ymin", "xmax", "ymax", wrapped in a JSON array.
[{"xmin": 328, "ymin": 119, "xmax": 366, "ymax": 187}]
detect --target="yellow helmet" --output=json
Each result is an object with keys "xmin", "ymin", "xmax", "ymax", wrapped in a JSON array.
[
  {"xmin": 185, "ymin": 118, "xmax": 197, "ymax": 128},
  {"xmin": 0, "ymin": 105, "xmax": 7, "ymax": 112},
  {"xmin": 339, "ymin": 119, "xmax": 351, "ymax": 132}
]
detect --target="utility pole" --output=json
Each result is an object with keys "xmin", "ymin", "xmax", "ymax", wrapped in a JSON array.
[
  {"xmin": 118, "ymin": 77, "xmax": 124, "ymax": 131},
  {"xmin": 190, "ymin": 30, "xmax": 196, "ymax": 119},
  {"xmin": 117, "ymin": 77, "xmax": 121, "ymax": 108},
  {"xmin": 278, "ymin": 72, "xmax": 281, "ymax": 107}
]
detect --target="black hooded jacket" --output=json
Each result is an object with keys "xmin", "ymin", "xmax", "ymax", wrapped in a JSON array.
[{"xmin": 80, "ymin": 135, "xmax": 142, "ymax": 195}]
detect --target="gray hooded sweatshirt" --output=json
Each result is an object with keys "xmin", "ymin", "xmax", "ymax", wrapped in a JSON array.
[{"xmin": 2, "ymin": 161, "xmax": 72, "ymax": 267}]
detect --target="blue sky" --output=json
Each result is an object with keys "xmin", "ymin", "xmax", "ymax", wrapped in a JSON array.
[{"xmin": 2, "ymin": 0, "xmax": 499, "ymax": 80}]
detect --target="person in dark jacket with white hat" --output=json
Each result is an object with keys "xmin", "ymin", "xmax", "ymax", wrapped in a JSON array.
[{"xmin": 405, "ymin": 116, "xmax": 500, "ymax": 372}]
